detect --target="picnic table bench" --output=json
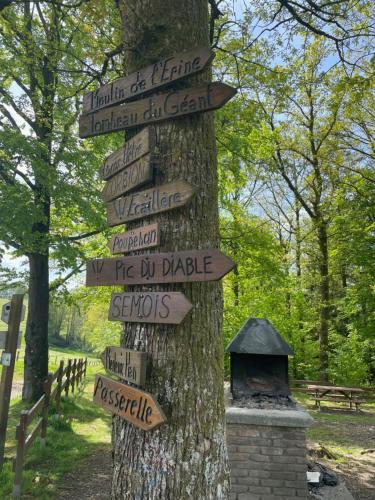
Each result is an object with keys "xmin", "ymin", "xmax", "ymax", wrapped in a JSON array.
[{"xmin": 308, "ymin": 384, "xmax": 366, "ymax": 412}]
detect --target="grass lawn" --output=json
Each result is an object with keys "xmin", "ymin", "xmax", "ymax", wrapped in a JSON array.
[
  {"xmin": 294, "ymin": 391, "xmax": 375, "ymax": 458},
  {"xmin": 0, "ymin": 347, "xmax": 110, "ymax": 499}
]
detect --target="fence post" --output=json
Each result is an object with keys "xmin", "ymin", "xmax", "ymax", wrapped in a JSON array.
[
  {"xmin": 55, "ymin": 360, "xmax": 64, "ymax": 417},
  {"xmin": 41, "ymin": 374, "xmax": 52, "ymax": 447},
  {"xmin": 71, "ymin": 359, "xmax": 77, "ymax": 394},
  {"xmin": 65, "ymin": 359, "xmax": 72, "ymax": 397},
  {"xmin": 84, "ymin": 358, "xmax": 87, "ymax": 378},
  {"xmin": 12, "ymin": 411, "xmax": 27, "ymax": 498},
  {"xmin": 76, "ymin": 359, "xmax": 81, "ymax": 387}
]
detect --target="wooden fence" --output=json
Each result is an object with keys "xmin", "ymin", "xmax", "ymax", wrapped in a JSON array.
[{"xmin": 12, "ymin": 358, "xmax": 87, "ymax": 498}]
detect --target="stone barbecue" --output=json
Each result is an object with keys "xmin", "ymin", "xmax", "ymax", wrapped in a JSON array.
[{"xmin": 225, "ymin": 318, "xmax": 313, "ymax": 500}]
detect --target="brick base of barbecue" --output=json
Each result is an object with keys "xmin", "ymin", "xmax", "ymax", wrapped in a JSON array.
[{"xmin": 226, "ymin": 406, "xmax": 313, "ymax": 500}]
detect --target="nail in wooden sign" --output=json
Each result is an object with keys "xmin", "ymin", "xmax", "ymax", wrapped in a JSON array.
[
  {"xmin": 101, "ymin": 154, "xmax": 153, "ymax": 202},
  {"xmin": 86, "ymin": 250, "xmax": 236, "ymax": 286},
  {"xmin": 109, "ymin": 292, "xmax": 193, "ymax": 325},
  {"xmin": 0, "ymin": 331, "xmax": 21, "ymax": 349},
  {"xmin": 100, "ymin": 128, "xmax": 153, "ymax": 181},
  {"xmin": 82, "ymin": 47, "xmax": 214, "ymax": 114},
  {"xmin": 93, "ymin": 375, "xmax": 166, "ymax": 431},
  {"xmin": 100, "ymin": 346, "xmax": 147, "ymax": 386},
  {"xmin": 108, "ymin": 223, "xmax": 159, "ymax": 255},
  {"xmin": 79, "ymin": 82, "xmax": 237, "ymax": 138},
  {"xmin": 106, "ymin": 181, "xmax": 196, "ymax": 227}
]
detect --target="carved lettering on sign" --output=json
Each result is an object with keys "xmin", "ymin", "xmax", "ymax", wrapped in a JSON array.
[
  {"xmin": 109, "ymin": 292, "xmax": 193, "ymax": 325},
  {"xmin": 106, "ymin": 181, "xmax": 196, "ymax": 227},
  {"xmin": 79, "ymin": 82, "xmax": 237, "ymax": 138},
  {"xmin": 86, "ymin": 250, "xmax": 236, "ymax": 286},
  {"xmin": 93, "ymin": 375, "xmax": 166, "ymax": 431},
  {"xmin": 100, "ymin": 128, "xmax": 153, "ymax": 180},
  {"xmin": 101, "ymin": 154, "xmax": 153, "ymax": 202},
  {"xmin": 100, "ymin": 346, "xmax": 147, "ymax": 386},
  {"xmin": 82, "ymin": 47, "xmax": 214, "ymax": 114},
  {"xmin": 108, "ymin": 223, "xmax": 160, "ymax": 255}
]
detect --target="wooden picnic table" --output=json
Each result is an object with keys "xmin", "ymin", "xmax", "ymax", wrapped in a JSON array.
[{"xmin": 307, "ymin": 384, "xmax": 365, "ymax": 411}]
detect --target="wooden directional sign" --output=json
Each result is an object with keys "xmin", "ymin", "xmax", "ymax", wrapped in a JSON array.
[
  {"xmin": 0, "ymin": 331, "xmax": 21, "ymax": 349},
  {"xmin": 79, "ymin": 82, "xmax": 237, "ymax": 138},
  {"xmin": 106, "ymin": 181, "xmax": 196, "ymax": 227},
  {"xmin": 101, "ymin": 154, "xmax": 153, "ymax": 202},
  {"xmin": 82, "ymin": 47, "xmax": 214, "ymax": 114},
  {"xmin": 93, "ymin": 374, "xmax": 166, "ymax": 431},
  {"xmin": 100, "ymin": 127, "xmax": 153, "ymax": 181},
  {"xmin": 108, "ymin": 223, "xmax": 160, "ymax": 255},
  {"xmin": 86, "ymin": 249, "xmax": 236, "ymax": 286},
  {"xmin": 109, "ymin": 292, "xmax": 193, "ymax": 325},
  {"xmin": 100, "ymin": 346, "xmax": 147, "ymax": 386}
]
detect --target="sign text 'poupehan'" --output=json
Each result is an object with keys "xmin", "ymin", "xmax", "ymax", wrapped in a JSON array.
[
  {"xmin": 106, "ymin": 181, "xmax": 196, "ymax": 227},
  {"xmin": 100, "ymin": 346, "xmax": 147, "ymax": 386},
  {"xmin": 93, "ymin": 374, "xmax": 166, "ymax": 431},
  {"xmin": 108, "ymin": 223, "xmax": 159, "ymax": 255},
  {"xmin": 79, "ymin": 82, "xmax": 237, "ymax": 138},
  {"xmin": 100, "ymin": 127, "xmax": 153, "ymax": 180},
  {"xmin": 109, "ymin": 292, "xmax": 193, "ymax": 325},
  {"xmin": 101, "ymin": 154, "xmax": 153, "ymax": 202},
  {"xmin": 86, "ymin": 249, "xmax": 236, "ymax": 286},
  {"xmin": 82, "ymin": 47, "xmax": 214, "ymax": 114}
]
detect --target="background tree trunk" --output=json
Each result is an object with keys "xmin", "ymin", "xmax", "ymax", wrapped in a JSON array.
[{"xmin": 111, "ymin": 1, "xmax": 230, "ymax": 498}]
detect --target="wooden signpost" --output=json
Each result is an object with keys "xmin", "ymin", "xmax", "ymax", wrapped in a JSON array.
[
  {"xmin": 106, "ymin": 181, "xmax": 196, "ymax": 227},
  {"xmin": 109, "ymin": 292, "xmax": 193, "ymax": 325},
  {"xmin": 93, "ymin": 374, "xmax": 166, "ymax": 431},
  {"xmin": 79, "ymin": 82, "xmax": 237, "ymax": 138},
  {"xmin": 101, "ymin": 154, "xmax": 153, "ymax": 202},
  {"xmin": 100, "ymin": 127, "xmax": 153, "ymax": 181},
  {"xmin": 0, "ymin": 294, "xmax": 25, "ymax": 470},
  {"xmin": 100, "ymin": 346, "xmax": 147, "ymax": 386},
  {"xmin": 108, "ymin": 223, "xmax": 159, "ymax": 255},
  {"xmin": 86, "ymin": 249, "xmax": 236, "ymax": 286},
  {"xmin": 82, "ymin": 47, "xmax": 215, "ymax": 114},
  {"xmin": 0, "ymin": 331, "xmax": 21, "ymax": 350}
]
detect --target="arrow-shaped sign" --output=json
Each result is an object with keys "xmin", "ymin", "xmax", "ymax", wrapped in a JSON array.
[
  {"xmin": 108, "ymin": 223, "xmax": 159, "ymax": 255},
  {"xmin": 100, "ymin": 346, "xmax": 147, "ymax": 386},
  {"xmin": 93, "ymin": 374, "xmax": 166, "ymax": 431},
  {"xmin": 109, "ymin": 292, "xmax": 193, "ymax": 325},
  {"xmin": 100, "ymin": 127, "xmax": 153, "ymax": 181},
  {"xmin": 79, "ymin": 82, "xmax": 237, "ymax": 138},
  {"xmin": 86, "ymin": 249, "xmax": 236, "ymax": 286},
  {"xmin": 106, "ymin": 180, "xmax": 196, "ymax": 227},
  {"xmin": 101, "ymin": 154, "xmax": 153, "ymax": 202},
  {"xmin": 82, "ymin": 46, "xmax": 215, "ymax": 114}
]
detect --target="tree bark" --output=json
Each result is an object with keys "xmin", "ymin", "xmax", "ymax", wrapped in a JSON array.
[
  {"xmin": 111, "ymin": 1, "xmax": 229, "ymax": 498},
  {"xmin": 23, "ymin": 252, "xmax": 49, "ymax": 401},
  {"xmin": 317, "ymin": 220, "xmax": 330, "ymax": 382}
]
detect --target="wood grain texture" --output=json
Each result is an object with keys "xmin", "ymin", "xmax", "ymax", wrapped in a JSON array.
[
  {"xmin": 108, "ymin": 292, "xmax": 193, "ymax": 324},
  {"xmin": 93, "ymin": 374, "xmax": 166, "ymax": 431},
  {"xmin": 82, "ymin": 47, "xmax": 214, "ymax": 114},
  {"xmin": 100, "ymin": 127, "xmax": 152, "ymax": 180},
  {"xmin": 101, "ymin": 154, "xmax": 153, "ymax": 202},
  {"xmin": 79, "ymin": 82, "xmax": 236, "ymax": 138},
  {"xmin": 106, "ymin": 180, "xmax": 196, "ymax": 227},
  {"xmin": 86, "ymin": 249, "xmax": 236, "ymax": 286},
  {"xmin": 100, "ymin": 346, "xmax": 147, "ymax": 386},
  {"xmin": 108, "ymin": 223, "xmax": 160, "ymax": 254}
]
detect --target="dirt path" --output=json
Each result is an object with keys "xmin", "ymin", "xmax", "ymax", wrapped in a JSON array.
[{"xmin": 56, "ymin": 447, "xmax": 112, "ymax": 499}]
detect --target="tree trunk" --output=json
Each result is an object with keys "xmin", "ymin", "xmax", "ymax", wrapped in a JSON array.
[
  {"xmin": 23, "ymin": 252, "xmax": 49, "ymax": 401},
  {"xmin": 111, "ymin": 1, "xmax": 229, "ymax": 498},
  {"xmin": 317, "ymin": 220, "xmax": 330, "ymax": 382}
]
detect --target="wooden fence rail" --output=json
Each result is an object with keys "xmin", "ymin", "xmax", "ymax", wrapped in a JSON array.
[{"xmin": 12, "ymin": 357, "xmax": 87, "ymax": 498}]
